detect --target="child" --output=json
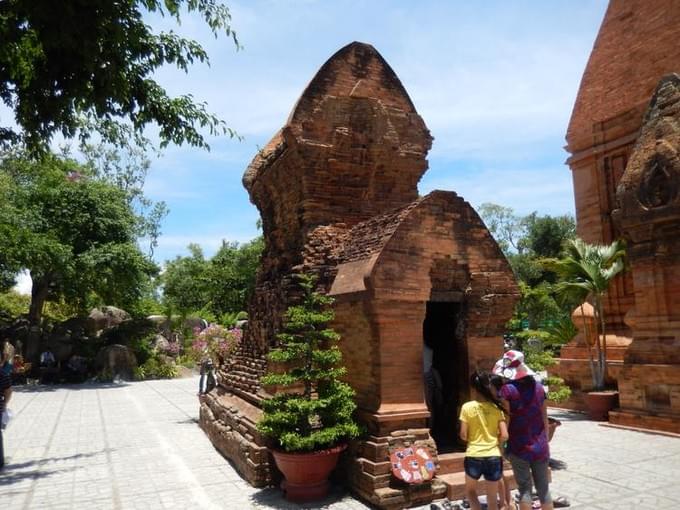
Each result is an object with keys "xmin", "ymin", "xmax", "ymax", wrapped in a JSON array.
[
  {"xmin": 491, "ymin": 373, "xmax": 514, "ymax": 510},
  {"xmin": 459, "ymin": 371, "xmax": 509, "ymax": 510}
]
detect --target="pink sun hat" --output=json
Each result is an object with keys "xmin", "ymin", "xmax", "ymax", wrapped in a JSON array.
[{"xmin": 492, "ymin": 350, "xmax": 536, "ymax": 381}]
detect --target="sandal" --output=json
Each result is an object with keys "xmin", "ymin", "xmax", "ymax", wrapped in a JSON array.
[{"xmin": 553, "ymin": 496, "xmax": 570, "ymax": 508}]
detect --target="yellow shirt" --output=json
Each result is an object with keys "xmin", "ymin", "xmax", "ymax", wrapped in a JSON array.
[{"xmin": 459, "ymin": 400, "xmax": 505, "ymax": 457}]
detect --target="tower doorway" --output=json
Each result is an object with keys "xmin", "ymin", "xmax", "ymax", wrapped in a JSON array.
[{"xmin": 423, "ymin": 300, "xmax": 468, "ymax": 453}]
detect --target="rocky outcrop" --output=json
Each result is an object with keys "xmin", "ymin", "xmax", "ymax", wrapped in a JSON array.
[
  {"xmin": 88, "ymin": 306, "xmax": 131, "ymax": 334},
  {"xmin": 95, "ymin": 344, "xmax": 137, "ymax": 381}
]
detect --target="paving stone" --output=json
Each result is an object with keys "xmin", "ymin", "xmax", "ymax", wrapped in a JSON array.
[{"xmin": 2, "ymin": 378, "xmax": 680, "ymax": 509}]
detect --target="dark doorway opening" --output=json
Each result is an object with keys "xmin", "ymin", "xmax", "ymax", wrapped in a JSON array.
[{"xmin": 423, "ymin": 300, "xmax": 467, "ymax": 453}]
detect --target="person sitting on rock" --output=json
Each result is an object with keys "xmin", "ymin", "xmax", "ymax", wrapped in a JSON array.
[{"xmin": 40, "ymin": 347, "xmax": 56, "ymax": 368}]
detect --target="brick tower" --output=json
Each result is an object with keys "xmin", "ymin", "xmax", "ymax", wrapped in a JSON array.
[
  {"xmin": 200, "ymin": 42, "xmax": 519, "ymax": 507},
  {"xmin": 557, "ymin": 0, "xmax": 680, "ymax": 424}
]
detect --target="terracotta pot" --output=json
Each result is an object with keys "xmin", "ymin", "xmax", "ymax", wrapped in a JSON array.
[
  {"xmin": 272, "ymin": 444, "xmax": 347, "ymax": 502},
  {"xmin": 585, "ymin": 390, "xmax": 619, "ymax": 421}
]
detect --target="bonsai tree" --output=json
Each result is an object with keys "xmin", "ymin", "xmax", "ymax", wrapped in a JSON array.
[
  {"xmin": 546, "ymin": 238, "xmax": 626, "ymax": 391},
  {"xmin": 257, "ymin": 273, "xmax": 361, "ymax": 452}
]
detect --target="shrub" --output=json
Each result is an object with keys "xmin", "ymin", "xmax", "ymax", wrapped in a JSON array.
[
  {"xmin": 257, "ymin": 274, "xmax": 361, "ymax": 452},
  {"xmin": 191, "ymin": 324, "xmax": 240, "ymax": 365}
]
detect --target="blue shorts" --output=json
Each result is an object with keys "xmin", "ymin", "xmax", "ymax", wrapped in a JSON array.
[{"xmin": 464, "ymin": 456, "xmax": 503, "ymax": 481}]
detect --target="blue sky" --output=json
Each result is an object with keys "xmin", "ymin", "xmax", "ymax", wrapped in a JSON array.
[
  {"xmin": 143, "ymin": 0, "xmax": 609, "ymax": 264},
  {"xmin": 9, "ymin": 1, "xmax": 609, "ymax": 274}
]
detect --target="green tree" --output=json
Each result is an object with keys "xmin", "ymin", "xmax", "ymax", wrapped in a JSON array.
[
  {"xmin": 0, "ymin": 0, "xmax": 238, "ymax": 152},
  {"xmin": 514, "ymin": 282, "xmax": 563, "ymax": 330},
  {"xmin": 547, "ymin": 239, "xmax": 626, "ymax": 390},
  {"xmin": 522, "ymin": 214, "xmax": 576, "ymax": 258},
  {"xmin": 206, "ymin": 237, "xmax": 263, "ymax": 315},
  {"xmin": 257, "ymin": 274, "xmax": 360, "ymax": 452},
  {"xmin": 161, "ymin": 236, "xmax": 263, "ymax": 319},
  {"xmin": 478, "ymin": 203, "xmax": 529, "ymax": 255},
  {"xmin": 0, "ymin": 150, "xmax": 158, "ymax": 359},
  {"xmin": 161, "ymin": 244, "xmax": 210, "ymax": 317}
]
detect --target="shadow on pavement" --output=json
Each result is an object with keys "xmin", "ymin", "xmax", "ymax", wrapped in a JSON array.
[
  {"xmin": 549, "ymin": 409, "xmax": 589, "ymax": 422},
  {"xmin": 249, "ymin": 483, "xmax": 357, "ymax": 509},
  {"xmin": 12, "ymin": 381, "xmax": 131, "ymax": 393},
  {"xmin": 0, "ymin": 449, "xmax": 115, "ymax": 486}
]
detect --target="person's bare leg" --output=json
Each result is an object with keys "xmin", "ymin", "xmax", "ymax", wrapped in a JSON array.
[
  {"xmin": 465, "ymin": 475, "xmax": 482, "ymax": 510},
  {"xmin": 486, "ymin": 480, "xmax": 499, "ymax": 510},
  {"xmin": 498, "ymin": 475, "xmax": 513, "ymax": 509}
]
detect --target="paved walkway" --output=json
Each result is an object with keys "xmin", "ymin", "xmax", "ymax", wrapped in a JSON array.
[
  {"xmin": 547, "ymin": 408, "xmax": 680, "ymax": 509},
  {"xmin": 1, "ymin": 378, "xmax": 679, "ymax": 509},
  {"xmin": 0, "ymin": 377, "xmax": 366, "ymax": 510}
]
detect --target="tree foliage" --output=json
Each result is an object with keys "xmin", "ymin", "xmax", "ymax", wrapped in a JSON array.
[
  {"xmin": 0, "ymin": 0, "xmax": 239, "ymax": 152},
  {"xmin": 0, "ymin": 150, "xmax": 159, "ymax": 339},
  {"xmin": 207, "ymin": 238, "xmax": 263, "ymax": 314},
  {"xmin": 545, "ymin": 238, "xmax": 626, "ymax": 390},
  {"xmin": 480, "ymin": 203, "xmax": 577, "ymax": 334},
  {"xmin": 161, "ymin": 243, "xmax": 210, "ymax": 316},
  {"xmin": 479, "ymin": 203, "xmax": 529, "ymax": 255},
  {"xmin": 161, "ymin": 237, "xmax": 263, "ymax": 319},
  {"xmin": 257, "ymin": 274, "xmax": 360, "ymax": 452}
]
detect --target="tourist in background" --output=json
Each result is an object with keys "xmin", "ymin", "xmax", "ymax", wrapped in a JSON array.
[
  {"xmin": 39, "ymin": 347, "xmax": 56, "ymax": 368},
  {"xmin": 0, "ymin": 358, "xmax": 12, "ymax": 470},
  {"xmin": 493, "ymin": 350, "xmax": 553, "ymax": 510},
  {"xmin": 1, "ymin": 340, "xmax": 14, "ymax": 376},
  {"xmin": 459, "ymin": 370, "xmax": 509, "ymax": 510}
]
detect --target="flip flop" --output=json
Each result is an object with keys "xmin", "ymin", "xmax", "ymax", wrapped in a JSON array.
[{"xmin": 553, "ymin": 496, "xmax": 570, "ymax": 507}]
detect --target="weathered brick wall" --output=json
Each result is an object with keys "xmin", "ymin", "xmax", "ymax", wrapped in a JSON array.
[
  {"xmin": 328, "ymin": 191, "xmax": 518, "ymax": 418},
  {"xmin": 567, "ymin": 0, "xmax": 680, "ymax": 153},
  {"xmin": 203, "ymin": 41, "xmax": 519, "ymax": 507},
  {"xmin": 231, "ymin": 43, "xmax": 433, "ymax": 403},
  {"xmin": 566, "ymin": 0, "xmax": 680, "ymax": 337},
  {"xmin": 613, "ymin": 74, "xmax": 680, "ymax": 368}
]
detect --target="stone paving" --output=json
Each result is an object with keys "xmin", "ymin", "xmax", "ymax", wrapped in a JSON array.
[{"xmin": 1, "ymin": 377, "xmax": 679, "ymax": 510}]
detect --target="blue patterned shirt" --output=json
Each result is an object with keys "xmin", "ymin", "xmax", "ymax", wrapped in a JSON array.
[{"xmin": 500, "ymin": 380, "xmax": 549, "ymax": 462}]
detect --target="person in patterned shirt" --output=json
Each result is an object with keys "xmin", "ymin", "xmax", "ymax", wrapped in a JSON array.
[
  {"xmin": 0, "ymin": 351, "xmax": 12, "ymax": 470},
  {"xmin": 494, "ymin": 350, "xmax": 553, "ymax": 510}
]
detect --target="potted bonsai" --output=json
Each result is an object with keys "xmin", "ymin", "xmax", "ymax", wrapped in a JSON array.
[
  {"xmin": 547, "ymin": 238, "xmax": 626, "ymax": 420},
  {"xmin": 257, "ymin": 273, "xmax": 361, "ymax": 502}
]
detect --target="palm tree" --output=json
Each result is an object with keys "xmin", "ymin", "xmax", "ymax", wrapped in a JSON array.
[{"xmin": 546, "ymin": 238, "xmax": 626, "ymax": 391}]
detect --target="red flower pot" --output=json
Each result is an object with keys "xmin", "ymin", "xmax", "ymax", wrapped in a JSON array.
[
  {"xmin": 272, "ymin": 444, "xmax": 347, "ymax": 502},
  {"xmin": 585, "ymin": 390, "xmax": 619, "ymax": 421}
]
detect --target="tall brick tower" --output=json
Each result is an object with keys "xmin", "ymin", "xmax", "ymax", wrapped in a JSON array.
[
  {"xmin": 559, "ymin": 0, "xmax": 680, "ymax": 427},
  {"xmin": 567, "ymin": 0, "xmax": 680, "ymax": 335}
]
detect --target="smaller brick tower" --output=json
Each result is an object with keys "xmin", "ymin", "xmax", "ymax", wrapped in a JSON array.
[{"xmin": 200, "ymin": 42, "xmax": 518, "ymax": 508}]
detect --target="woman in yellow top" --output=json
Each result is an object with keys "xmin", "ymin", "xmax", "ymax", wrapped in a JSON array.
[{"xmin": 459, "ymin": 371, "xmax": 509, "ymax": 510}]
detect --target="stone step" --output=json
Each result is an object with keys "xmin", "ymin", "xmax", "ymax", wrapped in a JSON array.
[
  {"xmin": 437, "ymin": 469, "xmax": 516, "ymax": 501},
  {"xmin": 437, "ymin": 452, "xmax": 465, "ymax": 475}
]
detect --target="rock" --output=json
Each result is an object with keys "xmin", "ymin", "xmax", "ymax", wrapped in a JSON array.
[
  {"xmin": 95, "ymin": 344, "xmax": 137, "ymax": 381},
  {"xmin": 154, "ymin": 334, "xmax": 170, "ymax": 351},
  {"xmin": 183, "ymin": 316, "xmax": 209, "ymax": 333},
  {"xmin": 88, "ymin": 306, "xmax": 131, "ymax": 334}
]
